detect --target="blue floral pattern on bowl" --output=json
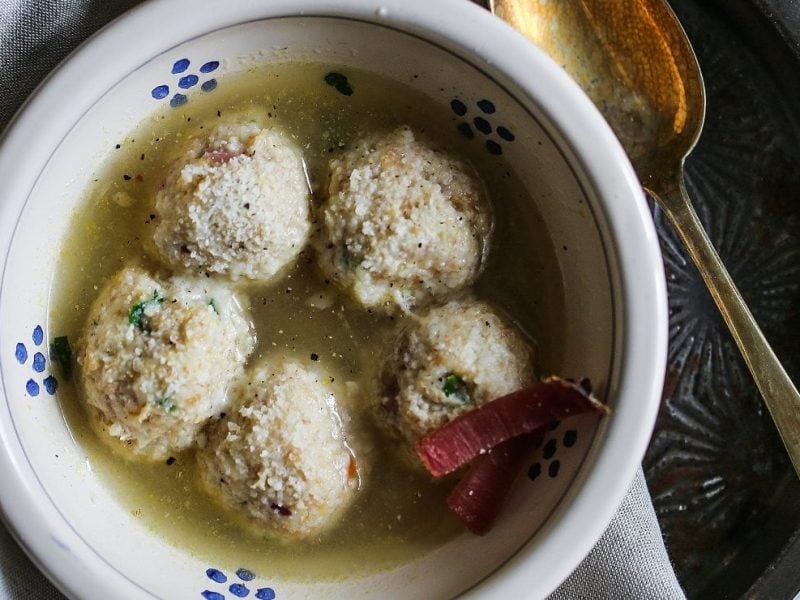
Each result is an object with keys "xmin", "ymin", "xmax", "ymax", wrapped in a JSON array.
[
  {"xmin": 449, "ymin": 97, "xmax": 516, "ymax": 155},
  {"xmin": 152, "ymin": 58, "xmax": 220, "ymax": 108},
  {"xmin": 202, "ymin": 567, "xmax": 276, "ymax": 599},
  {"xmin": 527, "ymin": 422, "xmax": 579, "ymax": 481},
  {"xmin": 15, "ymin": 325, "xmax": 57, "ymax": 397}
]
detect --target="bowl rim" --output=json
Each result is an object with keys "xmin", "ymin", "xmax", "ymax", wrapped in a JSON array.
[{"xmin": 0, "ymin": 0, "xmax": 667, "ymax": 598}]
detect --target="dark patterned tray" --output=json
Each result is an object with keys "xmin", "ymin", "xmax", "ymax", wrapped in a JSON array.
[{"xmin": 645, "ymin": 1, "xmax": 800, "ymax": 598}]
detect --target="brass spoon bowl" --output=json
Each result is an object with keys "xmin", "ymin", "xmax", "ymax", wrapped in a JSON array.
[{"xmin": 488, "ymin": 0, "xmax": 800, "ymax": 476}]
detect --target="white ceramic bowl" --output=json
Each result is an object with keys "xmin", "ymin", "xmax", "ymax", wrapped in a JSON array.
[{"xmin": 0, "ymin": 1, "xmax": 667, "ymax": 598}]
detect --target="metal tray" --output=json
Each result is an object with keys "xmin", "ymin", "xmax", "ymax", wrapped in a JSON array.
[{"xmin": 644, "ymin": 1, "xmax": 800, "ymax": 598}]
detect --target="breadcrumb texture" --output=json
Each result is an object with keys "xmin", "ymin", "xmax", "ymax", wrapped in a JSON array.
[
  {"xmin": 318, "ymin": 126, "xmax": 492, "ymax": 311},
  {"xmin": 380, "ymin": 298, "xmax": 535, "ymax": 443},
  {"xmin": 197, "ymin": 359, "xmax": 357, "ymax": 540},
  {"xmin": 153, "ymin": 122, "xmax": 310, "ymax": 281},
  {"xmin": 77, "ymin": 263, "xmax": 254, "ymax": 460}
]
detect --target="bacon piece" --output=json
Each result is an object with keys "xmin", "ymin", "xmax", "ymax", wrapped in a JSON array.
[
  {"xmin": 447, "ymin": 431, "xmax": 543, "ymax": 535},
  {"xmin": 416, "ymin": 377, "xmax": 608, "ymax": 478},
  {"xmin": 206, "ymin": 147, "xmax": 239, "ymax": 165}
]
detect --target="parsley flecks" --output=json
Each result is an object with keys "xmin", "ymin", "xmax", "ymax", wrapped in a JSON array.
[
  {"xmin": 129, "ymin": 290, "xmax": 164, "ymax": 330},
  {"xmin": 50, "ymin": 336, "xmax": 73, "ymax": 379},
  {"xmin": 154, "ymin": 396, "xmax": 177, "ymax": 412},
  {"xmin": 340, "ymin": 244, "xmax": 361, "ymax": 269},
  {"xmin": 324, "ymin": 72, "xmax": 354, "ymax": 96},
  {"xmin": 208, "ymin": 298, "xmax": 219, "ymax": 315},
  {"xmin": 442, "ymin": 373, "xmax": 470, "ymax": 405}
]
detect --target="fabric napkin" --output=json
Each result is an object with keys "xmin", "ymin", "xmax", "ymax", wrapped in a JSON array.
[{"xmin": 0, "ymin": 1, "xmax": 686, "ymax": 598}]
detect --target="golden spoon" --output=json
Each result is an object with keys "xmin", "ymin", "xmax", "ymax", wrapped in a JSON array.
[{"xmin": 488, "ymin": 0, "xmax": 800, "ymax": 476}]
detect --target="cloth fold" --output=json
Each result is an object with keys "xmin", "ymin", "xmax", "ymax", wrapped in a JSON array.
[
  {"xmin": 549, "ymin": 470, "xmax": 685, "ymax": 600},
  {"xmin": 0, "ymin": 1, "xmax": 686, "ymax": 598}
]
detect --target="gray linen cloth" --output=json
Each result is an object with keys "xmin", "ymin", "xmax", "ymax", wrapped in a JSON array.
[{"xmin": 0, "ymin": 1, "xmax": 686, "ymax": 598}]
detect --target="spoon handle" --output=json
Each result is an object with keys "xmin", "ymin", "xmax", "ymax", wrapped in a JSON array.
[{"xmin": 649, "ymin": 172, "xmax": 800, "ymax": 477}]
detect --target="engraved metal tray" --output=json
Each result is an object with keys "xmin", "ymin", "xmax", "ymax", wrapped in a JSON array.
[{"xmin": 644, "ymin": 1, "xmax": 800, "ymax": 597}]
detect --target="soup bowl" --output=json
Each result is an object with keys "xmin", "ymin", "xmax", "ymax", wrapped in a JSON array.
[{"xmin": 0, "ymin": 0, "xmax": 667, "ymax": 598}]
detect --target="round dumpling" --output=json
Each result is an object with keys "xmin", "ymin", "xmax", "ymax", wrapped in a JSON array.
[
  {"xmin": 77, "ymin": 263, "xmax": 254, "ymax": 460},
  {"xmin": 152, "ymin": 122, "xmax": 310, "ymax": 281},
  {"xmin": 379, "ymin": 298, "xmax": 534, "ymax": 443},
  {"xmin": 197, "ymin": 359, "xmax": 359, "ymax": 540},
  {"xmin": 317, "ymin": 126, "xmax": 492, "ymax": 312}
]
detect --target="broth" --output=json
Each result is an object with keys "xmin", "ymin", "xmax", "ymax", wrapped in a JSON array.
[{"xmin": 48, "ymin": 62, "xmax": 564, "ymax": 579}]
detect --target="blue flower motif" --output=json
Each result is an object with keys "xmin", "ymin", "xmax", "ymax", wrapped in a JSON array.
[
  {"xmin": 450, "ymin": 99, "xmax": 467, "ymax": 116},
  {"xmin": 153, "ymin": 58, "xmax": 220, "ymax": 107},
  {"xmin": 229, "ymin": 583, "xmax": 249, "ymax": 597},
  {"xmin": 235, "ymin": 569, "xmax": 255, "ymax": 582},
  {"xmin": 43, "ymin": 376, "xmax": 58, "ymax": 395},
  {"xmin": 563, "ymin": 429, "xmax": 577, "ymax": 447},
  {"xmin": 170, "ymin": 94, "xmax": 188, "ymax": 108},
  {"xmin": 179, "ymin": 75, "xmax": 199, "ymax": 89},
  {"xmin": 473, "ymin": 116, "xmax": 492, "ymax": 135},
  {"xmin": 26, "ymin": 379, "xmax": 39, "ymax": 396},
  {"xmin": 485, "ymin": 140, "xmax": 502, "ymax": 156},
  {"xmin": 527, "ymin": 424, "xmax": 580, "ymax": 481},
  {"xmin": 151, "ymin": 85, "xmax": 170, "ymax": 100},
  {"xmin": 477, "ymin": 99, "xmax": 496, "ymax": 114},
  {"xmin": 206, "ymin": 568, "xmax": 227, "ymax": 584},
  {"xmin": 497, "ymin": 126, "xmax": 515, "ymax": 142},
  {"xmin": 15, "ymin": 343, "xmax": 27, "ymax": 364},
  {"xmin": 542, "ymin": 438, "xmax": 557, "ymax": 460},
  {"xmin": 449, "ymin": 97, "xmax": 515, "ymax": 155},
  {"xmin": 172, "ymin": 58, "xmax": 191, "ymax": 74},
  {"xmin": 203, "ymin": 567, "xmax": 274, "ymax": 600},
  {"xmin": 16, "ymin": 326, "xmax": 58, "ymax": 397}
]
